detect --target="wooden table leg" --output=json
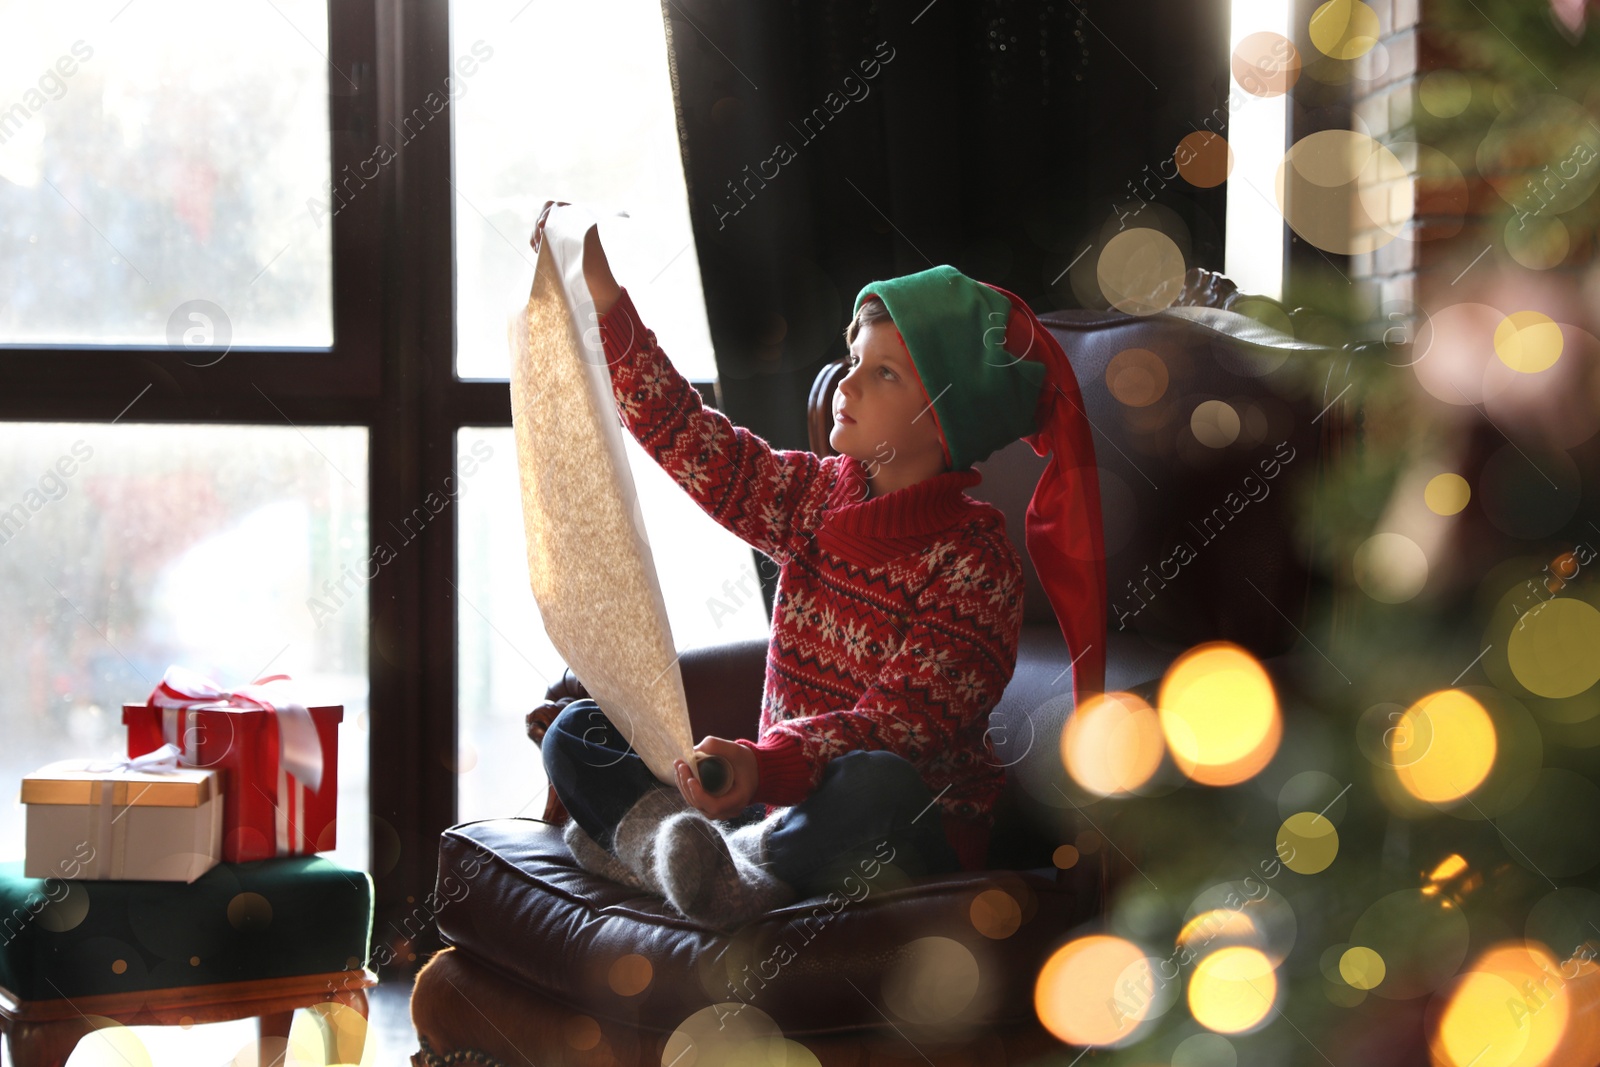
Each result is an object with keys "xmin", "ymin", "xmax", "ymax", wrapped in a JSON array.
[
  {"xmin": 257, "ymin": 1009, "xmax": 295, "ymax": 1067},
  {"xmin": 5, "ymin": 1017, "xmax": 94, "ymax": 1067},
  {"xmin": 309, "ymin": 987, "xmax": 369, "ymax": 1065}
]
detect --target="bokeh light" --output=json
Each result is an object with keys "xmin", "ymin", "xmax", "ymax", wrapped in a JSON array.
[
  {"xmin": 227, "ymin": 891, "xmax": 273, "ymax": 931},
  {"xmin": 1188, "ymin": 947, "xmax": 1277, "ymax": 1033},
  {"xmin": 1482, "ymin": 324, "xmax": 1600, "ymax": 451},
  {"xmin": 1392, "ymin": 689, "xmax": 1497, "ymax": 804},
  {"xmin": 1506, "ymin": 597, "xmax": 1600, "ymax": 699},
  {"xmin": 1097, "ymin": 228, "xmax": 1187, "ymax": 315},
  {"xmin": 1178, "ymin": 909, "xmax": 1260, "ymax": 952},
  {"xmin": 1277, "ymin": 770, "xmax": 1349, "ymax": 823},
  {"xmin": 1187, "ymin": 880, "xmax": 1299, "ymax": 964},
  {"xmin": 1410, "ymin": 301, "xmax": 1502, "ymax": 407},
  {"xmin": 1106, "ymin": 347, "xmax": 1171, "ymax": 407},
  {"xmin": 1339, "ymin": 946, "xmax": 1386, "ymax": 990},
  {"xmin": 1432, "ymin": 943, "xmax": 1569, "ymax": 1067},
  {"xmin": 1358, "ymin": 700, "xmax": 1433, "ymax": 768},
  {"xmin": 1159, "ymin": 643, "xmax": 1281, "ymax": 786},
  {"xmin": 1190, "ymin": 400, "xmax": 1242, "ymax": 448},
  {"xmin": 883, "ymin": 937, "xmax": 984, "ymax": 1028},
  {"xmin": 1424, "ymin": 473, "xmax": 1470, "ymax": 516},
  {"xmin": 1231, "ymin": 31, "xmax": 1301, "ymax": 97},
  {"xmin": 661, "ymin": 1002, "xmax": 815, "ymax": 1067},
  {"xmin": 1276, "ymin": 130, "xmax": 1405, "ymax": 255},
  {"xmin": 1062, "ymin": 691, "xmax": 1165, "ymax": 797},
  {"xmin": 608, "ymin": 952, "xmax": 652, "ymax": 996},
  {"xmin": 1492, "ymin": 311, "xmax": 1564, "ymax": 373},
  {"xmin": 1174, "ymin": 1032, "xmax": 1239, "ymax": 1067},
  {"xmin": 1276, "ymin": 812, "xmax": 1339, "ymax": 874},
  {"xmin": 971, "ymin": 889, "xmax": 1023, "ymax": 939},
  {"xmin": 1309, "ymin": 0, "xmax": 1379, "ymax": 58},
  {"xmin": 1527, "ymin": 889, "xmax": 1600, "ymax": 966},
  {"xmin": 1176, "ymin": 131, "xmax": 1234, "ymax": 187},
  {"xmin": 1352, "ymin": 532, "xmax": 1430, "ymax": 603},
  {"xmin": 1035, "ymin": 935, "xmax": 1153, "ymax": 1046},
  {"xmin": 74, "ymin": 1020, "xmax": 154, "ymax": 1067}
]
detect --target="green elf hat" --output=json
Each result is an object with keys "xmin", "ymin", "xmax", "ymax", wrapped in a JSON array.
[{"xmin": 853, "ymin": 264, "xmax": 1109, "ymax": 704}]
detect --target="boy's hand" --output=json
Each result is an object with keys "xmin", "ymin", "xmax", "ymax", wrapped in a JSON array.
[
  {"xmin": 532, "ymin": 200, "xmax": 622, "ymax": 317},
  {"xmin": 674, "ymin": 737, "xmax": 758, "ymax": 820}
]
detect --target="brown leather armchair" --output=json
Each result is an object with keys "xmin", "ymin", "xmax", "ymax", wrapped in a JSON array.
[{"xmin": 408, "ymin": 271, "xmax": 1355, "ymax": 1066}]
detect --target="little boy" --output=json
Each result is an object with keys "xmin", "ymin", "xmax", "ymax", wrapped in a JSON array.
[{"xmin": 534, "ymin": 202, "xmax": 1107, "ymax": 930}]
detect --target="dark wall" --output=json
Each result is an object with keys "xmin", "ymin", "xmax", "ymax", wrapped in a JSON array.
[{"xmin": 661, "ymin": 0, "xmax": 1231, "ymax": 599}]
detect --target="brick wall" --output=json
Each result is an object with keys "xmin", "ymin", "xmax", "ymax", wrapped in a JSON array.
[{"xmin": 1349, "ymin": 0, "xmax": 1422, "ymax": 321}]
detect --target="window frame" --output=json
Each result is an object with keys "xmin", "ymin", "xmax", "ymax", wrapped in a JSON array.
[{"xmin": 0, "ymin": 0, "xmax": 728, "ymax": 979}]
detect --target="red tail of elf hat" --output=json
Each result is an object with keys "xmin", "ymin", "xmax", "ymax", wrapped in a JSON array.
[{"xmin": 981, "ymin": 281, "xmax": 1109, "ymax": 706}]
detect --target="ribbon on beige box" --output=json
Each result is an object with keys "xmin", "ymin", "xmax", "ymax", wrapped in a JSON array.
[{"xmin": 76, "ymin": 742, "xmax": 186, "ymax": 880}]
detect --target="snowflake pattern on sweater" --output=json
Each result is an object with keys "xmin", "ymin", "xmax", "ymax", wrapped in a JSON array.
[{"xmin": 599, "ymin": 288, "xmax": 1025, "ymax": 870}]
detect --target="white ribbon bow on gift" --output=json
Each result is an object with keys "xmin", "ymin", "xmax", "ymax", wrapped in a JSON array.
[
  {"xmin": 146, "ymin": 666, "xmax": 324, "ymax": 793},
  {"xmin": 80, "ymin": 742, "xmax": 186, "ymax": 776},
  {"xmin": 145, "ymin": 666, "xmax": 326, "ymax": 856}
]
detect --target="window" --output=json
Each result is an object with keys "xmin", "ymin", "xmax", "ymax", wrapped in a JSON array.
[
  {"xmin": 1224, "ymin": 0, "xmax": 1293, "ymax": 299},
  {"xmin": 3, "ymin": 0, "xmax": 767, "ymax": 1002},
  {"xmin": 449, "ymin": 0, "xmax": 716, "ymax": 381},
  {"xmin": 0, "ymin": 2, "xmax": 334, "ymax": 345}
]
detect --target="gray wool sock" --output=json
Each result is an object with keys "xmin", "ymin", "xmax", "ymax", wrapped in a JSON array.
[
  {"xmin": 654, "ymin": 809, "xmax": 797, "ymax": 930},
  {"xmin": 606, "ymin": 785, "xmax": 691, "ymax": 897},
  {"xmin": 562, "ymin": 817, "xmax": 652, "ymax": 893}
]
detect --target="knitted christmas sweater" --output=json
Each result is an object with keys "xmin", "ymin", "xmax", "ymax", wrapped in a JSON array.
[{"xmin": 599, "ymin": 287, "xmax": 1025, "ymax": 871}]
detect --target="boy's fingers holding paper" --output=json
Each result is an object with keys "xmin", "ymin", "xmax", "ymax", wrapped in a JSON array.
[
  {"xmin": 673, "ymin": 759, "xmax": 709, "ymax": 812},
  {"xmin": 530, "ymin": 200, "xmax": 571, "ymax": 254},
  {"xmin": 684, "ymin": 738, "xmax": 757, "ymax": 819}
]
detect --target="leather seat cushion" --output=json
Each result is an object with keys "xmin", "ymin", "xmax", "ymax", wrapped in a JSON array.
[{"xmin": 434, "ymin": 818, "xmax": 1100, "ymax": 1036}]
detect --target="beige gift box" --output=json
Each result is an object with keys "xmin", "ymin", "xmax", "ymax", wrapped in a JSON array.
[{"xmin": 21, "ymin": 745, "xmax": 224, "ymax": 883}]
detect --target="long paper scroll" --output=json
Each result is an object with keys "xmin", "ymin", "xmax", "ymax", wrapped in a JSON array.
[{"xmin": 508, "ymin": 204, "xmax": 694, "ymax": 785}]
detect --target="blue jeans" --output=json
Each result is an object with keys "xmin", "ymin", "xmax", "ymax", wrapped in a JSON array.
[{"xmin": 541, "ymin": 699, "xmax": 962, "ymax": 899}]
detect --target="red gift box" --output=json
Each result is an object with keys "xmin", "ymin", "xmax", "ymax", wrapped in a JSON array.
[{"xmin": 123, "ymin": 666, "xmax": 341, "ymax": 863}]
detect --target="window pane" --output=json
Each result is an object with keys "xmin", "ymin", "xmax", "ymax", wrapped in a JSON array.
[
  {"xmin": 0, "ymin": 2, "xmax": 333, "ymax": 346},
  {"xmin": 456, "ymin": 427, "xmax": 768, "ymax": 824},
  {"xmin": 0, "ymin": 423, "xmax": 369, "ymax": 876},
  {"xmin": 449, "ymin": 0, "xmax": 715, "ymax": 380}
]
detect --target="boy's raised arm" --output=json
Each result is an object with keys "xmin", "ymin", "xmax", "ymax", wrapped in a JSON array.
[{"xmin": 599, "ymin": 286, "xmax": 829, "ymax": 563}]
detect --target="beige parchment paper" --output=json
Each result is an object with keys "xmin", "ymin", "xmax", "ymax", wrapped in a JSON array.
[{"xmin": 508, "ymin": 204, "xmax": 694, "ymax": 785}]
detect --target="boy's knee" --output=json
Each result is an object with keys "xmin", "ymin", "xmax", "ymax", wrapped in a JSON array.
[{"xmin": 541, "ymin": 701, "xmax": 594, "ymax": 773}]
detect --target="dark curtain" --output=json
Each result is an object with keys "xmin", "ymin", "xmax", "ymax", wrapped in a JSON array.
[{"xmin": 659, "ymin": 0, "xmax": 1230, "ymax": 609}]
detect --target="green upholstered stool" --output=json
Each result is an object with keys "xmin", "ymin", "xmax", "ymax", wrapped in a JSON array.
[{"xmin": 0, "ymin": 856, "xmax": 376, "ymax": 1067}]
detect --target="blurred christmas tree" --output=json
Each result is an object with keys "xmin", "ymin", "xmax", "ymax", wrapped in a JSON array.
[{"xmin": 1028, "ymin": 1, "xmax": 1600, "ymax": 1064}]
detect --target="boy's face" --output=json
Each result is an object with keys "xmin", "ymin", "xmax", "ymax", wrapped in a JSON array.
[{"xmin": 830, "ymin": 320, "xmax": 947, "ymax": 483}]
